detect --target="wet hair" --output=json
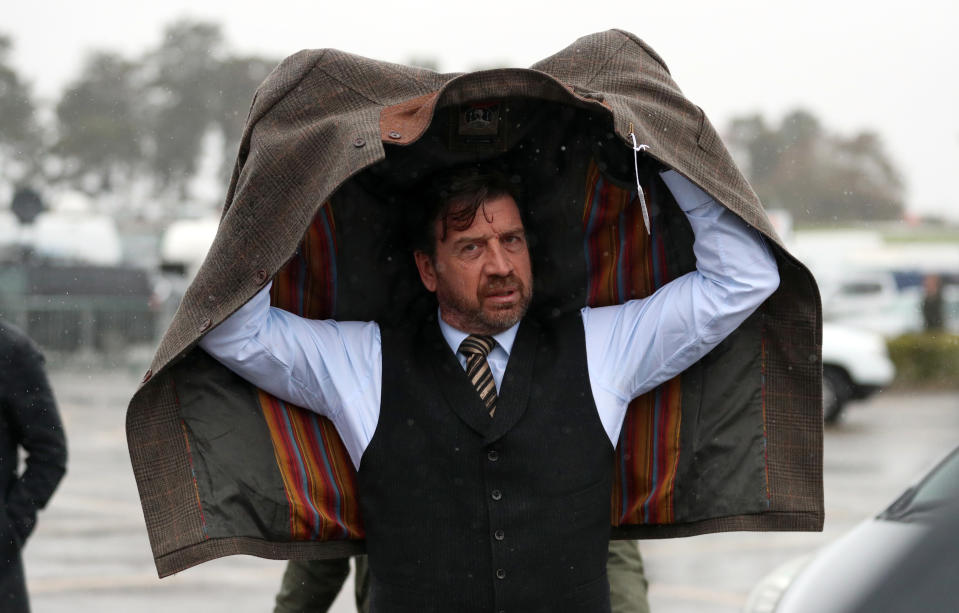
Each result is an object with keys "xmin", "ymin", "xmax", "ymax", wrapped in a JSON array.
[{"xmin": 411, "ymin": 164, "xmax": 523, "ymax": 258}]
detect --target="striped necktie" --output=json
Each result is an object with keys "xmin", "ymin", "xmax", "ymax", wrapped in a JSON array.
[{"xmin": 459, "ymin": 335, "xmax": 498, "ymax": 417}]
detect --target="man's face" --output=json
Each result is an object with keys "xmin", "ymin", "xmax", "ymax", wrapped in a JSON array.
[{"xmin": 414, "ymin": 195, "xmax": 533, "ymax": 335}]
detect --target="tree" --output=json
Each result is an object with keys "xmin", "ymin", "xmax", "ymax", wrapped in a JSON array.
[
  {"xmin": 47, "ymin": 19, "xmax": 277, "ymax": 212},
  {"xmin": 54, "ymin": 52, "xmax": 144, "ymax": 193},
  {"xmin": 0, "ymin": 34, "xmax": 41, "ymax": 185},
  {"xmin": 209, "ymin": 54, "xmax": 277, "ymax": 181},
  {"xmin": 138, "ymin": 20, "xmax": 276, "ymax": 203},
  {"xmin": 725, "ymin": 109, "xmax": 904, "ymax": 223},
  {"xmin": 141, "ymin": 20, "xmax": 228, "ymax": 199}
]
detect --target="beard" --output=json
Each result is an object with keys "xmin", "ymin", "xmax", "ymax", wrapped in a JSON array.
[{"xmin": 436, "ymin": 273, "xmax": 533, "ymax": 335}]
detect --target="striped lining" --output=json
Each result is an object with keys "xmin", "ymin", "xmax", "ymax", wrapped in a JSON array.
[
  {"xmin": 270, "ymin": 201, "xmax": 338, "ymax": 319},
  {"xmin": 258, "ymin": 201, "xmax": 365, "ymax": 541},
  {"xmin": 259, "ymin": 390, "xmax": 363, "ymax": 540},
  {"xmin": 581, "ymin": 161, "xmax": 683, "ymax": 526}
]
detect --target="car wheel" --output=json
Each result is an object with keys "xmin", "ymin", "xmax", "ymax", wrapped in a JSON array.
[{"xmin": 823, "ymin": 366, "xmax": 851, "ymax": 423}]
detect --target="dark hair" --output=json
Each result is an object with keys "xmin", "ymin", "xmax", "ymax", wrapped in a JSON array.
[{"xmin": 411, "ymin": 164, "xmax": 523, "ymax": 257}]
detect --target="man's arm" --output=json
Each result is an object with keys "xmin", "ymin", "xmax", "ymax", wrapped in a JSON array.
[
  {"xmin": 583, "ymin": 170, "xmax": 780, "ymax": 442},
  {"xmin": 1, "ymin": 332, "xmax": 67, "ymax": 549},
  {"xmin": 198, "ymin": 282, "xmax": 381, "ymax": 467}
]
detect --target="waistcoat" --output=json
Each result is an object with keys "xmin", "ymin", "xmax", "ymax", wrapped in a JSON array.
[{"xmin": 358, "ymin": 312, "xmax": 615, "ymax": 613}]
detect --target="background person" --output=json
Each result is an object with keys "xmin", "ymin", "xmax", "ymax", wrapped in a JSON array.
[{"xmin": 0, "ymin": 320, "xmax": 68, "ymax": 613}]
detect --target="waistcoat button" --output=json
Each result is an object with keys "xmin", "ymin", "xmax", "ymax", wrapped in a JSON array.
[
  {"xmin": 487, "ymin": 449, "xmax": 499, "ymax": 462},
  {"xmin": 490, "ymin": 489, "xmax": 502, "ymax": 501},
  {"xmin": 494, "ymin": 529, "xmax": 505, "ymax": 541},
  {"xmin": 496, "ymin": 568, "xmax": 506, "ymax": 579}
]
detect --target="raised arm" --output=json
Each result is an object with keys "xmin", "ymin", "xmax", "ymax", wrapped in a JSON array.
[
  {"xmin": 583, "ymin": 169, "xmax": 780, "ymax": 439},
  {"xmin": 198, "ymin": 282, "xmax": 381, "ymax": 466}
]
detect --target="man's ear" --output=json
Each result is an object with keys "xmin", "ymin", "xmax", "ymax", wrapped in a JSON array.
[{"xmin": 414, "ymin": 250, "xmax": 437, "ymax": 292}]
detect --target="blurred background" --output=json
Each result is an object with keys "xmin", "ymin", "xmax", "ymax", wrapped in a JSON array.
[{"xmin": 1, "ymin": 1, "xmax": 957, "ymax": 611}]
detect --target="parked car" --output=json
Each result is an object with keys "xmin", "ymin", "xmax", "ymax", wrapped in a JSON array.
[
  {"xmin": 821, "ymin": 322, "xmax": 896, "ymax": 422},
  {"xmin": 743, "ymin": 445, "xmax": 959, "ymax": 612}
]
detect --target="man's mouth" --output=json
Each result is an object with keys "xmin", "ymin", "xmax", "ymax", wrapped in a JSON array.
[
  {"xmin": 483, "ymin": 284, "xmax": 521, "ymax": 304},
  {"xmin": 486, "ymin": 289, "xmax": 517, "ymax": 303}
]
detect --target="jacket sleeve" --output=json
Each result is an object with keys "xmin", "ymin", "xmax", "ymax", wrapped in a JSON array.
[{"xmin": 1, "ymin": 334, "xmax": 68, "ymax": 547}]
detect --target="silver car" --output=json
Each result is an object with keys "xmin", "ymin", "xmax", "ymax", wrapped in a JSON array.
[{"xmin": 744, "ymin": 445, "xmax": 959, "ymax": 612}]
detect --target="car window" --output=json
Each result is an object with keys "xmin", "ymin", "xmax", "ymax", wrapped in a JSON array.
[
  {"xmin": 905, "ymin": 449, "xmax": 959, "ymax": 509},
  {"xmin": 839, "ymin": 281, "xmax": 883, "ymax": 295}
]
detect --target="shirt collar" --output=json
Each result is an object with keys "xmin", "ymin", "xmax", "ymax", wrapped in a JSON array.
[{"xmin": 437, "ymin": 310, "xmax": 520, "ymax": 358}]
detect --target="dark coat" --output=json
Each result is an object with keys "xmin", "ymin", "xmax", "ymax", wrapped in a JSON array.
[
  {"xmin": 1, "ymin": 321, "xmax": 67, "ymax": 591},
  {"xmin": 127, "ymin": 29, "xmax": 824, "ymax": 578}
]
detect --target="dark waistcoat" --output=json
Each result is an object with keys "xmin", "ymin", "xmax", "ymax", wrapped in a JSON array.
[{"xmin": 358, "ymin": 312, "xmax": 614, "ymax": 613}]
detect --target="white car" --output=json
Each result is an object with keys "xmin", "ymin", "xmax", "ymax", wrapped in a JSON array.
[{"xmin": 821, "ymin": 322, "xmax": 896, "ymax": 422}]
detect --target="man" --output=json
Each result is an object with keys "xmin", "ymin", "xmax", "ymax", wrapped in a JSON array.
[
  {"xmin": 200, "ymin": 163, "xmax": 779, "ymax": 612},
  {"xmin": 1, "ymin": 320, "xmax": 68, "ymax": 613}
]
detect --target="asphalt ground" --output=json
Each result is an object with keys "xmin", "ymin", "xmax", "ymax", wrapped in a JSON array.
[{"xmin": 22, "ymin": 366, "xmax": 959, "ymax": 613}]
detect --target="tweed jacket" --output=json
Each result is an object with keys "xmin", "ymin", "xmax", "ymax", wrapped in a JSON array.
[{"xmin": 126, "ymin": 29, "xmax": 823, "ymax": 577}]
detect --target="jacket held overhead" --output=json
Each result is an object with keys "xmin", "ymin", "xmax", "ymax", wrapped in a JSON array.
[{"xmin": 126, "ymin": 29, "xmax": 824, "ymax": 577}]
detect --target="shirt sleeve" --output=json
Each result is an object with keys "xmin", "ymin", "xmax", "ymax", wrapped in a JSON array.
[
  {"xmin": 198, "ymin": 282, "xmax": 381, "ymax": 466},
  {"xmin": 582, "ymin": 169, "xmax": 780, "ymax": 442}
]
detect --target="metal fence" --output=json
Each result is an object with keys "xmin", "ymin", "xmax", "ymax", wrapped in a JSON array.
[{"xmin": 0, "ymin": 263, "xmax": 158, "ymax": 354}]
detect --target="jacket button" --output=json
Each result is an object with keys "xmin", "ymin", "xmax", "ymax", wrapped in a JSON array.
[
  {"xmin": 494, "ymin": 529, "xmax": 505, "ymax": 541},
  {"xmin": 496, "ymin": 568, "xmax": 506, "ymax": 579},
  {"xmin": 388, "ymin": 130, "xmax": 402, "ymax": 139},
  {"xmin": 353, "ymin": 137, "xmax": 366, "ymax": 148},
  {"xmin": 199, "ymin": 318, "xmax": 212, "ymax": 332},
  {"xmin": 487, "ymin": 450, "xmax": 499, "ymax": 462},
  {"xmin": 142, "ymin": 369, "xmax": 152, "ymax": 383},
  {"xmin": 255, "ymin": 269, "xmax": 269, "ymax": 284},
  {"xmin": 491, "ymin": 489, "xmax": 502, "ymax": 501}
]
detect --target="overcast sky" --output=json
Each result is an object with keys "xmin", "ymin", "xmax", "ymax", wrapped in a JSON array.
[{"xmin": 6, "ymin": 0, "xmax": 958, "ymax": 220}]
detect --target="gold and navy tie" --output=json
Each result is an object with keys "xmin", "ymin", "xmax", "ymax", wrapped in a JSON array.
[{"xmin": 459, "ymin": 335, "xmax": 498, "ymax": 417}]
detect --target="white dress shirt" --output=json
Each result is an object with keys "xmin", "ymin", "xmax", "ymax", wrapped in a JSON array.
[{"xmin": 199, "ymin": 170, "xmax": 780, "ymax": 468}]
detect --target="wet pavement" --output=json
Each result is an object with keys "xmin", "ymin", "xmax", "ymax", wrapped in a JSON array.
[{"xmin": 23, "ymin": 365, "xmax": 959, "ymax": 612}]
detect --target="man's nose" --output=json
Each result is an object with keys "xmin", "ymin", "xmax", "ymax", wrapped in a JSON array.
[{"xmin": 484, "ymin": 241, "xmax": 513, "ymax": 276}]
